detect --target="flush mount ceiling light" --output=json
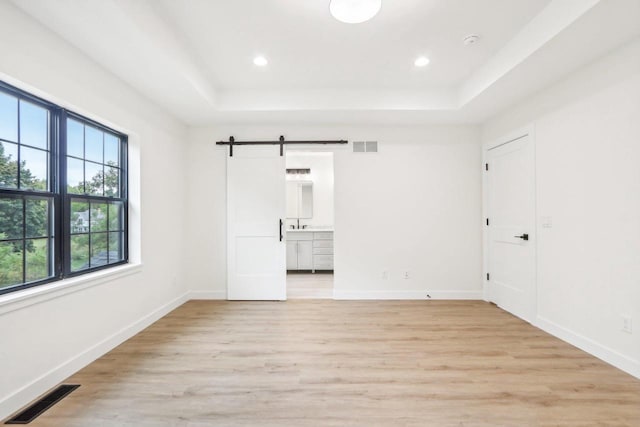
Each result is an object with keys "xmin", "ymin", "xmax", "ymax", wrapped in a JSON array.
[
  {"xmin": 330, "ymin": 0, "xmax": 382, "ymax": 24},
  {"xmin": 253, "ymin": 55, "xmax": 268, "ymax": 67},
  {"xmin": 414, "ymin": 56, "xmax": 430, "ymax": 67}
]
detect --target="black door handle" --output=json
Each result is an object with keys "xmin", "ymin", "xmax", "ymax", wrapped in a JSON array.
[
  {"xmin": 279, "ymin": 219, "xmax": 283, "ymax": 242},
  {"xmin": 514, "ymin": 233, "xmax": 529, "ymax": 241}
]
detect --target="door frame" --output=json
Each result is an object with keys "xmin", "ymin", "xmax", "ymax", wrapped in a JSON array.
[
  {"xmin": 482, "ymin": 124, "xmax": 538, "ymax": 320},
  {"xmin": 284, "ymin": 145, "xmax": 343, "ymax": 299}
]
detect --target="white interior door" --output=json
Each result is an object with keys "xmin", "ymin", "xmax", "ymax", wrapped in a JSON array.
[
  {"xmin": 227, "ymin": 146, "xmax": 286, "ymax": 300},
  {"xmin": 487, "ymin": 135, "xmax": 536, "ymax": 322}
]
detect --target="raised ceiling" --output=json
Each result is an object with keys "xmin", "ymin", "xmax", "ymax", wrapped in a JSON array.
[{"xmin": 9, "ymin": 0, "xmax": 640, "ymax": 125}]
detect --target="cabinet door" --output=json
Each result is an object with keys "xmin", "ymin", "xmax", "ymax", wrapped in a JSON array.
[
  {"xmin": 297, "ymin": 241, "xmax": 313, "ymax": 270},
  {"xmin": 286, "ymin": 241, "xmax": 298, "ymax": 270}
]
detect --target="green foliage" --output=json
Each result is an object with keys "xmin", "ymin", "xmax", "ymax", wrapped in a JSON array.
[
  {"xmin": 0, "ymin": 143, "xmax": 17, "ymax": 188},
  {"xmin": 0, "ymin": 240, "xmax": 22, "ymax": 287},
  {"xmin": 1, "ymin": 144, "xmax": 121, "ymax": 288},
  {"xmin": 68, "ymin": 161, "xmax": 119, "ymax": 196},
  {"xmin": 0, "ymin": 143, "xmax": 49, "ymax": 288}
]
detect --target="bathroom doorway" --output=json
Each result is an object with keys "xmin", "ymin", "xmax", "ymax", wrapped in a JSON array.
[{"xmin": 285, "ymin": 151, "xmax": 334, "ymax": 299}]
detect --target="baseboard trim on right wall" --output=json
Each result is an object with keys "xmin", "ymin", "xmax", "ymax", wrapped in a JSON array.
[
  {"xmin": 536, "ymin": 316, "xmax": 640, "ymax": 379},
  {"xmin": 332, "ymin": 289, "xmax": 483, "ymax": 300}
]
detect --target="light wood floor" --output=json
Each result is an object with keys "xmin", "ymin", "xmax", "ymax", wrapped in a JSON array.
[
  {"xmin": 12, "ymin": 300, "xmax": 640, "ymax": 427},
  {"xmin": 287, "ymin": 272, "xmax": 333, "ymax": 299}
]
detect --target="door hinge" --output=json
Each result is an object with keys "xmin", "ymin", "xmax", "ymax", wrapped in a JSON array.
[
  {"xmin": 486, "ymin": 273, "xmax": 490, "ymax": 281},
  {"xmin": 485, "ymin": 163, "xmax": 489, "ymax": 171},
  {"xmin": 486, "ymin": 218, "xmax": 489, "ymax": 226}
]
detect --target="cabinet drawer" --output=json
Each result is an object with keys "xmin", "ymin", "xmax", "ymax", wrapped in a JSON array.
[
  {"xmin": 314, "ymin": 261, "xmax": 334, "ymax": 270},
  {"xmin": 313, "ymin": 254, "xmax": 333, "ymax": 264},
  {"xmin": 287, "ymin": 232, "xmax": 313, "ymax": 241},
  {"xmin": 313, "ymin": 232, "xmax": 334, "ymax": 240},
  {"xmin": 313, "ymin": 247, "xmax": 333, "ymax": 255},
  {"xmin": 313, "ymin": 240, "xmax": 333, "ymax": 248}
]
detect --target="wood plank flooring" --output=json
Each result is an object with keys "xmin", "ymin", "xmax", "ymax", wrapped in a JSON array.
[
  {"xmin": 287, "ymin": 272, "xmax": 333, "ymax": 299},
  {"xmin": 11, "ymin": 300, "xmax": 640, "ymax": 427}
]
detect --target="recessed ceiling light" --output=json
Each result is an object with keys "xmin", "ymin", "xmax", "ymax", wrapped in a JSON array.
[
  {"xmin": 330, "ymin": 0, "xmax": 382, "ymax": 24},
  {"xmin": 253, "ymin": 56, "xmax": 268, "ymax": 67},
  {"xmin": 414, "ymin": 56, "xmax": 430, "ymax": 67}
]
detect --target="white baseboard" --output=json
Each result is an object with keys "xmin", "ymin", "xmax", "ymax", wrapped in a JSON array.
[
  {"xmin": 0, "ymin": 292, "xmax": 190, "ymax": 421},
  {"xmin": 333, "ymin": 289, "xmax": 483, "ymax": 300},
  {"xmin": 536, "ymin": 316, "xmax": 640, "ymax": 379},
  {"xmin": 188, "ymin": 290, "xmax": 227, "ymax": 300}
]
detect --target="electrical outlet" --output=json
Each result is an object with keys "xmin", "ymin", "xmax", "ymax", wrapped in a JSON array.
[
  {"xmin": 622, "ymin": 316, "xmax": 633, "ymax": 334},
  {"xmin": 381, "ymin": 270, "xmax": 388, "ymax": 280},
  {"xmin": 403, "ymin": 271, "xmax": 410, "ymax": 279}
]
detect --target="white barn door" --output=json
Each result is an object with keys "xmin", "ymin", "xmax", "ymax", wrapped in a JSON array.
[{"xmin": 227, "ymin": 146, "xmax": 286, "ymax": 300}]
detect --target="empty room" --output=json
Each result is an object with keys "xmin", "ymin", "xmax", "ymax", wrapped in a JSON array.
[{"xmin": 1, "ymin": 0, "xmax": 639, "ymax": 425}]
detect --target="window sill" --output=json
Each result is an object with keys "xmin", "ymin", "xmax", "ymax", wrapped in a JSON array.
[{"xmin": 0, "ymin": 263, "xmax": 143, "ymax": 316}]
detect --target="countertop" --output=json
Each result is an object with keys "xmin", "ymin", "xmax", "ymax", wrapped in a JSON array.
[{"xmin": 286, "ymin": 227, "xmax": 334, "ymax": 233}]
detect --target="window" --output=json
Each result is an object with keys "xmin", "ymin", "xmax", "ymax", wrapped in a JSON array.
[{"xmin": 0, "ymin": 81, "xmax": 127, "ymax": 295}]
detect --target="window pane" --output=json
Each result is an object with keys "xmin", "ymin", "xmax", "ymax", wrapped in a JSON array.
[
  {"xmin": 67, "ymin": 157, "xmax": 84, "ymax": 194},
  {"xmin": 19, "ymin": 146, "xmax": 48, "ymax": 190},
  {"xmin": 70, "ymin": 200, "xmax": 89, "ymax": 234},
  {"xmin": 0, "ymin": 92, "xmax": 18, "ymax": 143},
  {"xmin": 85, "ymin": 126, "xmax": 103, "ymax": 163},
  {"xmin": 0, "ymin": 197, "xmax": 24, "ymax": 240},
  {"xmin": 70, "ymin": 234, "xmax": 89, "ymax": 272},
  {"xmin": 104, "ymin": 166, "xmax": 120, "ymax": 197},
  {"xmin": 67, "ymin": 119, "xmax": 84, "ymax": 158},
  {"xmin": 90, "ymin": 232, "xmax": 108, "ymax": 267},
  {"xmin": 108, "ymin": 232, "xmax": 123, "ymax": 264},
  {"xmin": 104, "ymin": 134, "xmax": 119, "ymax": 166},
  {"xmin": 0, "ymin": 141, "xmax": 18, "ymax": 188},
  {"xmin": 85, "ymin": 161, "xmax": 103, "ymax": 196},
  {"xmin": 108, "ymin": 201, "xmax": 123, "ymax": 231},
  {"xmin": 20, "ymin": 101, "xmax": 48, "ymax": 150},
  {"xmin": 0, "ymin": 241, "xmax": 23, "ymax": 288},
  {"xmin": 25, "ymin": 238, "xmax": 50, "ymax": 282},
  {"xmin": 26, "ymin": 198, "xmax": 49, "ymax": 238},
  {"xmin": 90, "ymin": 201, "xmax": 107, "ymax": 232}
]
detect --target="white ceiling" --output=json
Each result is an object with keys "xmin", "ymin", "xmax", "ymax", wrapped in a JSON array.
[
  {"xmin": 9, "ymin": 0, "xmax": 640, "ymax": 125},
  {"xmin": 159, "ymin": 0, "xmax": 550, "ymax": 90}
]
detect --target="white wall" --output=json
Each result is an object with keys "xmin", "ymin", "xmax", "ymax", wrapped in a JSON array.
[
  {"xmin": 186, "ymin": 124, "xmax": 482, "ymax": 299},
  {"xmin": 0, "ymin": 2, "xmax": 189, "ymax": 419},
  {"xmin": 285, "ymin": 152, "xmax": 334, "ymax": 229},
  {"xmin": 483, "ymin": 39, "xmax": 640, "ymax": 378}
]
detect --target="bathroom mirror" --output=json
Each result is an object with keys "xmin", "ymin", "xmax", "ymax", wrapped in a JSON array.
[
  {"xmin": 299, "ymin": 182, "xmax": 313, "ymax": 218},
  {"xmin": 287, "ymin": 181, "xmax": 313, "ymax": 219}
]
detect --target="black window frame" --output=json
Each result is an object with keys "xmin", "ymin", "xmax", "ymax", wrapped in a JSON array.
[{"xmin": 0, "ymin": 80, "xmax": 128, "ymax": 295}]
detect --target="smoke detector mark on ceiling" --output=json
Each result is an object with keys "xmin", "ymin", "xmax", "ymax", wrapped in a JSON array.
[{"xmin": 463, "ymin": 34, "xmax": 480, "ymax": 46}]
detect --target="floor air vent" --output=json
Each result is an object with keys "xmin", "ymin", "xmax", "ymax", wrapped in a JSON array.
[{"xmin": 5, "ymin": 384, "xmax": 80, "ymax": 424}]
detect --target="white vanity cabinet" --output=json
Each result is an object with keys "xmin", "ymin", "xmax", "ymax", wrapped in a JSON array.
[
  {"xmin": 286, "ymin": 232, "xmax": 313, "ymax": 270},
  {"xmin": 287, "ymin": 230, "xmax": 333, "ymax": 271}
]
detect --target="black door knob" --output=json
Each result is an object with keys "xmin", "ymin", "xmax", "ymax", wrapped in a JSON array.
[{"xmin": 514, "ymin": 234, "xmax": 529, "ymax": 241}]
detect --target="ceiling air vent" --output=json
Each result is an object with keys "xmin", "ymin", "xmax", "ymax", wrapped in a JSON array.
[{"xmin": 353, "ymin": 141, "xmax": 378, "ymax": 153}]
